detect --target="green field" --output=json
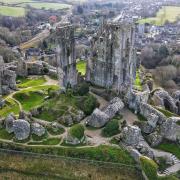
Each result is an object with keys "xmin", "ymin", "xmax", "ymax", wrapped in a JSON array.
[
  {"xmin": 0, "ymin": 1, "xmax": 72, "ymax": 17},
  {"xmin": 0, "ymin": 98, "xmax": 20, "ymax": 117},
  {"xmin": 76, "ymin": 60, "xmax": 86, "ymax": 76},
  {"xmin": 17, "ymin": 76, "xmax": 46, "ymax": 88},
  {"xmin": 21, "ymin": 2, "xmax": 71, "ymax": 10},
  {"xmin": 0, "ymin": 0, "xmax": 33, "ymax": 4},
  {"xmin": 138, "ymin": 6, "xmax": 180, "ymax": 25},
  {"xmin": 0, "ymin": 6, "xmax": 25, "ymax": 17}
]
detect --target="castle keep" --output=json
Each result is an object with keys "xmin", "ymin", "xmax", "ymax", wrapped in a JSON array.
[
  {"xmin": 55, "ymin": 23, "xmax": 77, "ymax": 88},
  {"xmin": 86, "ymin": 22, "xmax": 136, "ymax": 94}
]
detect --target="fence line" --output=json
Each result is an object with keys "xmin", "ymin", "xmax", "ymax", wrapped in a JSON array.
[{"xmin": 0, "ymin": 148, "xmax": 140, "ymax": 169}]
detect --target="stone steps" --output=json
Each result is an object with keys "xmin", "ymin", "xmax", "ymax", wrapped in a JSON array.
[
  {"xmin": 171, "ymin": 154, "xmax": 180, "ymax": 164},
  {"xmin": 163, "ymin": 169, "xmax": 170, "ymax": 175}
]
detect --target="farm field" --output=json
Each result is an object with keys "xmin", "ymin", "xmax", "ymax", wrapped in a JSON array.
[
  {"xmin": 0, "ymin": 1, "xmax": 72, "ymax": 17},
  {"xmin": 0, "ymin": 6, "xmax": 25, "ymax": 17},
  {"xmin": 20, "ymin": 2, "xmax": 72, "ymax": 10},
  {"xmin": 138, "ymin": 6, "xmax": 180, "ymax": 25},
  {"xmin": 0, "ymin": 0, "xmax": 33, "ymax": 4}
]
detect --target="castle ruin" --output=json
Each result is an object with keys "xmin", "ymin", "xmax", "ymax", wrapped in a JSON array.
[
  {"xmin": 0, "ymin": 56, "xmax": 16, "ymax": 95},
  {"xmin": 55, "ymin": 23, "xmax": 77, "ymax": 88},
  {"xmin": 86, "ymin": 22, "xmax": 136, "ymax": 94}
]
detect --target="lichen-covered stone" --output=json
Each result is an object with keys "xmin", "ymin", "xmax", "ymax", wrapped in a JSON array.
[
  {"xmin": 86, "ymin": 108, "xmax": 109, "ymax": 128},
  {"xmin": 0, "ymin": 56, "xmax": 16, "ymax": 95},
  {"xmin": 13, "ymin": 119, "xmax": 30, "ymax": 140},
  {"xmin": 72, "ymin": 110, "xmax": 85, "ymax": 123},
  {"xmin": 31, "ymin": 122, "xmax": 45, "ymax": 137},
  {"xmin": 153, "ymin": 89, "xmax": 178, "ymax": 114},
  {"xmin": 87, "ymin": 97, "xmax": 124, "ymax": 128},
  {"xmin": 146, "ymin": 132, "xmax": 163, "ymax": 147},
  {"xmin": 140, "ymin": 103, "xmax": 167, "ymax": 125},
  {"xmin": 160, "ymin": 118, "xmax": 180, "ymax": 142},
  {"xmin": 5, "ymin": 114, "xmax": 15, "ymax": 133},
  {"xmin": 104, "ymin": 97, "xmax": 124, "ymax": 118},
  {"xmin": 147, "ymin": 113, "xmax": 159, "ymax": 128},
  {"xmin": 121, "ymin": 125, "xmax": 141, "ymax": 146}
]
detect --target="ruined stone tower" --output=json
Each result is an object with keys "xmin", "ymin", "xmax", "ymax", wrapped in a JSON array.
[
  {"xmin": 55, "ymin": 23, "xmax": 77, "ymax": 88},
  {"xmin": 87, "ymin": 22, "xmax": 136, "ymax": 94},
  {"xmin": 0, "ymin": 56, "xmax": 16, "ymax": 95}
]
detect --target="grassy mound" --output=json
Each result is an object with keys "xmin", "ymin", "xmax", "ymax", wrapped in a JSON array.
[
  {"xmin": 13, "ymin": 85, "xmax": 59, "ymax": 112},
  {"xmin": 134, "ymin": 70, "xmax": 142, "ymax": 91},
  {"xmin": 0, "ymin": 141, "xmax": 136, "ymax": 165},
  {"xmin": 0, "ymin": 129, "xmax": 14, "ymax": 140},
  {"xmin": 35, "ymin": 93, "xmax": 98, "ymax": 122},
  {"xmin": 0, "ymin": 98, "xmax": 20, "ymax": 117},
  {"xmin": 156, "ymin": 140, "xmax": 180, "ymax": 159},
  {"xmin": 69, "ymin": 124, "xmax": 84, "ymax": 140},
  {"xmin": 28, "ymin": 138, "xmax": 61, "ymax": 146},
  {"xmin": 47, "ymin": 126, "xmax": 65, "ymax": 136},
  {"xmin": 76, "ymin": 60, "xmax": 86, "ymax": 75},
  {"xmin": 155, "ymin": 107, "xmax": 178, "ymax": 118},
  {"xmin": 140, "ymin": 156, "xmax": 178, "ymax": 180},
  {"xmin": 102, "ymin": 118, "xmax": 120, "ymax": 137},
  {"xmin": 76, "ymin": 94, "xmax": 99, "ymax": 115},
  {"xmin": 17, "ymin": 76, "xmax": 46, "ymax": 88},
  {"xmin": 140, "ymin": 156, "xmax": 158, "ymax": 180}
]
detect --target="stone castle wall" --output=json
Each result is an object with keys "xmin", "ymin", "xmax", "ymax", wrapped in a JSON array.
[
  {"xmin": 55, "ymin": 23, "xmax": 77, "ymax": 88},
  {"xmin": 87, "ymin": 22, "xmax": 136, "ymax": 94}
]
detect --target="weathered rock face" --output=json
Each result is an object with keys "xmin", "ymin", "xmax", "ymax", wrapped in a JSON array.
[
  {"xmin": 104, "ymin": 97, "xmax": 124, "ymax": 118},
  {"xmin": 141, "ymin": 113, "xmax": 159, "ymax": 134},
  {"xmin": 136, "ymin": 144, "xmax": 154, "ymax": 159},
  {"xmin": 16, "ymin": 58, "xmax": 27, "ymax": 77},
  {"xmin": 0, "ymin": 56, "xmax": 17, "ymax": 95},
  {"xmin": 60, "ymin": 115, "xmax": 73, "ymax": 126},
  {"xmin": 87, "ymin": 97, "xmax": 124, "ymax": 128},
  {"xmin": 31, "ymin": 123, "xmax": 45, "ymax": 137},
  {"xmin": 13, "ymin": 119, "xmax": 30, "ymax": 140},
  {"xmin": 87, "ymin": 22, "xmax": 136, "ymax": 94},
  {"xmin": 50, "ymin": 122, "xmax": 64, "ymax": 133},
  {"xmin": 0, "ymin": 69, "xmax": 16, "ymax": 95},
  {"xmin": 140, "ymin": 103, "xmax": 166, "ymax": 125},
  {"xmin": 5, "ymin": 114, "xmax": 15, "ymax": 133},
  {"xmin": 146, "ymin": 132, "xmax": 163, "ymax": 147},
  {"xmin": 121, "ymin": 125, "xmax": 141, "ymax": 146},
  {"xmin": 153, "ymin": 89, "xmax": 178, "ymax": 114},
  {"xmin": 65, "ymin": 133, "xmax": 85, "ymax": 145},
  {"xmin": 87, "ymin": 108, "xmax": 109, "ymax": 128},
  {"xmin": 147, "ymin": 113, "xmax": 159, "ymax": 129},
  {"xmin": 172, "ymin": 90, "xmax": 180, "ymax": 115},
  {"xmin": 59, "ymin": 110, "xmax": 84, "ymax": 126},
  {"xmin": 72, "ymin": 110, "xmax": 85, "ymax": 123},
  {"xmin": 128, "ymin": 89, "xmax": 150, "ymax": 113},
  {"xmin": 55, "ymin": 23, "xmax": 77, "ymax": 88},
  {"xmin": 160, "ymin": 118, "xmax": 180, "ymax": 142},
  {"xmin": 26, "ymin": 61, "xmax": 44, "ymax": 75}
]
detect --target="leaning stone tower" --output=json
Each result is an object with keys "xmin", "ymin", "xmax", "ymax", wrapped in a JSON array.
[
  {"xmin": 87, "ymin": 21, "xmax": 136, "ymax": 94},
  {"xmin": 55, "ymin": 23, "xmax": 77, "ymax": 88}
]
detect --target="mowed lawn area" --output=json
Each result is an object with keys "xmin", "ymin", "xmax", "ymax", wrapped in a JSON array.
[
  {"xmin": 138, "ymin": 6, "xmax": 180, "ymax": 25},
  {"xmin": 0, "ymin": 6, "xmax": 25, "ymax": 17},
  {"xmin": 76, "ymin": 60, "xmax": 86, "ymax": 76}
]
